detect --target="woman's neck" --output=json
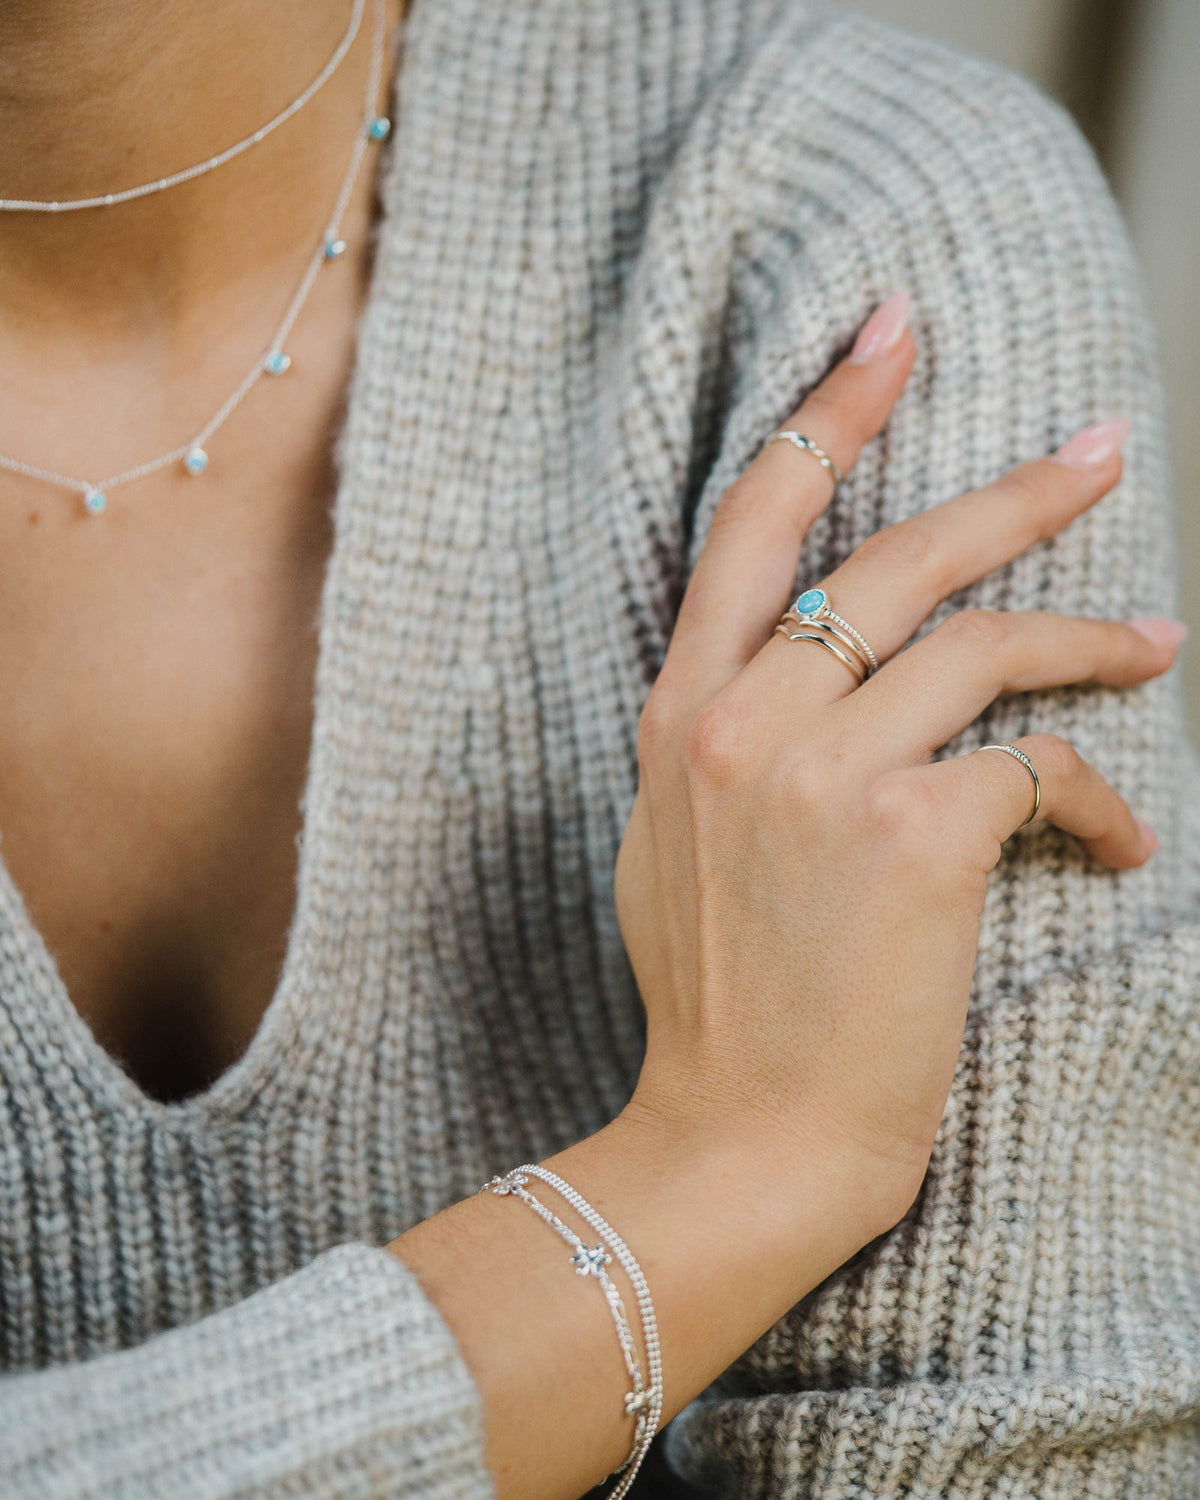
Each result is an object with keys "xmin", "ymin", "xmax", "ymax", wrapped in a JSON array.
[{"xmin": 0, "ymin": 0, "xmax": 392, "ymax": 336}]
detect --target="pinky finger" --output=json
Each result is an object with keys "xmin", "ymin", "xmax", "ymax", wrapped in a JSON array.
[{"xmin": 926, "ymin": 732, "xmax": 1158, "ymax": 870}]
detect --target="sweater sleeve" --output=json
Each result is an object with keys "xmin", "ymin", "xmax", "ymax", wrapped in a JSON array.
[
  {"xmin": 660, "ymin": 9, "xmax": 1200, "ymax": 1497},
  {"xmin": 0, "ymin": 1241, "xmax": 493, "ymax": 1499}
]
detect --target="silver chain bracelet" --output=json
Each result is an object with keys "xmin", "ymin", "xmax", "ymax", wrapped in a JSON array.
[{"xmin": 486, "ymin": 1164, "xmax": 663, "ymax": 1498}]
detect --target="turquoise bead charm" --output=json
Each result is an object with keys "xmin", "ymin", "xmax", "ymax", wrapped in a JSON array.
[
  {"xmin": 793, "ymin": 587, "xmax": 827, "ymax": 616},
  {"xmin": 183, "ymin": 446, "xmax": 209, "ymax": 475},
  {"xmin": 368, "ymin": 116, "xmax": 391, "ymax": 142},
  {"xmin": 264, "ymin": 350, "xmax": 291, "ymax": 376},
  {"xmin": 323, "ymin": 237, "xmax": 347, "ymax": 260},
  {"xmin": 83, "ymin": 488, "xmax": 107, "ymax": 516}
]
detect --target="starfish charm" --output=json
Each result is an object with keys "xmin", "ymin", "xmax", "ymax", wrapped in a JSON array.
[{"xmin": 569, "ymin": 1243, "xmax": 612, "ymax": 1275}]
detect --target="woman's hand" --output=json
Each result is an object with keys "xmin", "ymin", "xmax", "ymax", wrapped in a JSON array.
[
  {"xmin": 398, "ymin": 299, "xmax": 1184, "ymax": 1500},
  {"xmin": 615, "ymin": 292, "xmax": 1181, "ymax": 1231}
]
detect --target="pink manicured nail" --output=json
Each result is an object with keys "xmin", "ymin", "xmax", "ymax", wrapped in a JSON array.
[
  {"xmin": 1050, "ymin": 417, "xmax": 1131, "ymax": 469},
  {"xmin": 1128, "ymin": 616, "xmax": 1190, "ymax": 647},
  {"xmin": 1136, "ymin": 818, "xmax": 1160, "ymax": 852},
  {"xmin": 847, "ymin": 290, "xmax": 912, "ymax": 363}
]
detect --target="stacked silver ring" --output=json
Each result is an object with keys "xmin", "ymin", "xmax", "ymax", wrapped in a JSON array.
[{"xmin": 775, "ymin": 586, "xmax": 878, "ymax": 684}]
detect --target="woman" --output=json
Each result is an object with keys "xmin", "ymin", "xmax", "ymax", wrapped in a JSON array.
[{"xmin": 1, "ymin": 0, "xmax": 1197, "ymax": 1495}]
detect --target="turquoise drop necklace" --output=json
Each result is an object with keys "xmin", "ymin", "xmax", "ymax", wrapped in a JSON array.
[{"xmin": 0, "ymin": 0, "xmax": 393, "ymax": 516}]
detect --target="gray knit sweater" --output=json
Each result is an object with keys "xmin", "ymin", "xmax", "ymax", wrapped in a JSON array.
[{"xmin": 3, "ymin": 1, "xmax": 1199, "ymax": 1495}]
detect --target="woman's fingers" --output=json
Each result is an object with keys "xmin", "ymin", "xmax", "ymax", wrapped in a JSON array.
[
  {"xmin": 743, "ymin": 418, "xmax": 1131, "ymax": 706},
  {"xmin": 656, "ymin": 292, "xmax": 915, "ymax": 714},
  {"xmin": 918, "ymin": 732, "xmax": 1156, "ymax": 869},
  {"xmin": 843, "ymin": 609, "xmax": 1186, "ymax": 765}
]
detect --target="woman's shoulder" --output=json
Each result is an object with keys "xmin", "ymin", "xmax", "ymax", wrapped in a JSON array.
[
  {"xmin": 651, "ymin": 0, "xmax": 1112, "ymax": 234},
  {"xmin": 625, "ymin": 0, "xmax": 1145, "ymax": 395},
  {"xmin": 660, "ymin": 0, "xmax": 1084, "ymax": 138},
  {"xmin": 621, "ymin": 4, "xmax": 1157, "ymax": 568}
]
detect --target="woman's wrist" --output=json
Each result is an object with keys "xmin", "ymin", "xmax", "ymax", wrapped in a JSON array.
[
  {"xmin": 391, "ymin": 1094, "xmax": 910, "ymax": 1499},
  {"xmin": 537, "ymin": 1094, "xmax": 908, "ymax": 1405},
  {"xmin": 614, "ymin": 1072, "xmax": 923, "ymax": 1262}
]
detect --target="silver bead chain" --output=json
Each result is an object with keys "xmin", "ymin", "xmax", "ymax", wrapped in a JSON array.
[
  {"xmin": 483, "ymin": 1173, "xmax": 653, "ymax": 1468},
  {"xmin": 514, "ymin": 1163, "xmax": 664, "ymax": 1500},
  {"xmin": 0, "ymin": 0, "xmax": 393, "ymax": 515},
  {"xmin": 0, "ymin": 0, "xmax": 366, "ymax": 213}
]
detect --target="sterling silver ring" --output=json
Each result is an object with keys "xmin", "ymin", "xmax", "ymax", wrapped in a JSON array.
[
  {"xmin": 774, "ymin": 586, "xmax": 878, "ymax": 680},
  {"xmin": 766, "ymin": 430, "xmax": 842, "ymax": 490},
  {"xmin": 974, "ymin": 743, "xmax": 1041, "ymax": 828}
]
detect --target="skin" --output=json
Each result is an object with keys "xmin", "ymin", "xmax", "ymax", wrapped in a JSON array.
[
  {"xmin": 0, "ymin": 0, "xmax": 406, "ymax": 1098},
  {"xmin": 0, "ymin": 6, "xmax": 1184, "ymax": 1499}
]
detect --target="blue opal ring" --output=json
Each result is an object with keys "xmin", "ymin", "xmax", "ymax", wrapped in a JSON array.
[{"xmin": 774, "ymin": 586, "xmax": 879, "ymax": 682}]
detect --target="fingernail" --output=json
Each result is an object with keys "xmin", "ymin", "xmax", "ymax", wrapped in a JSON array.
[
  {"xmin": 1136, "ymin": 818, "xmax": 1159, "ymax": 852},
  {"xmin": 847, "ymin": 290, "xmax": 912, "ymax": 363},
  {"xmin": 1128, "ymin": 616, "xmax": 1190, "ymax": 648},
  {"xmin": 1050, "ymin": 417, "xmax": 1131, "ymax": 469}
]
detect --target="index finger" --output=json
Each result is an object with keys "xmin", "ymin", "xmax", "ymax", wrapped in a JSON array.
[{"xmin": 657, "ymin": 291, "xmax": 915, "ymax": 714}]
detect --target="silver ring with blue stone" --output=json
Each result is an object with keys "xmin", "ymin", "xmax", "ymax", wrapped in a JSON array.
[
  {"xmin": 775, "ymin": 586, "xmax": 879, "ymax": 681},
  {"xmin": 766, "ymin": 429, "xmax": 842, "ymax": 490}
]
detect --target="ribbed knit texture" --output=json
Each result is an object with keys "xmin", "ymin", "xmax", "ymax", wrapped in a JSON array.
[{"xmin": 2, "ymin": 1, "xmax": 1198, "ymax": 1495}]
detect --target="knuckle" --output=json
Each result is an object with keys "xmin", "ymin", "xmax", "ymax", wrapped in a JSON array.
[
  {"xmin": 708, "ymin": 476, "xmax": 758, "ymax": 537},
  {"xmin": 1022, "ymin": 732, "xmax": 1081, "ymax": 783},
  {"xmin": 864, "ymin": 772, "xmax": 940, "ymax": 847},
  {"xmin": 800, "ymin": 381, "xmax": 872, "ymax": 453},
  {"xmin": 938, "ymin": 607, "xmax": 1008, "ymax": 657},
  {"xmin": 765, "ymin": 748, "xmax": 833, "ymax": 813},
  {"xmin": 856, "ymin": 516, "xmax": 938, "ymax": 576},
  {"xmin": 636, "ymin": 684, "xmax": 679, "ymax": 769},
  {"xmin": 796, "ymin": 388, "xmax": 842, "ymax": 431},
  {"xmin": 994, "ymin": 464, "xmax": 1052, "ymax": 531},
  {"xmin": 682, "ymin": 699, "xmax": 746, "ymax": 785}
]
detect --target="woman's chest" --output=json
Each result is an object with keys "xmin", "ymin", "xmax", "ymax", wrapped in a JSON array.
[
  {"xmin": 0, "ymin": 52, "xmax": 712, "ymax": 1112},
  {"xmin": 0, "ymin": 461, "xmax": 335, "ymax": 1101},
  {"xmin": 0, "ymin": 466, "xmax": 663, "ymax": 1112}
]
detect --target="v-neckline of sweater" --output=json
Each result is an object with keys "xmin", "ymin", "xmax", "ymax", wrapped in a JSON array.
[{"xmin": 0, "ymin": 0, "xmax": 460, "ymax": 1129}]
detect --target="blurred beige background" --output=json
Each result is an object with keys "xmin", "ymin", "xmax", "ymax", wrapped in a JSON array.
[{"xmin": 851, "ymin": 0, "xmax": 1200, "ymax": 732}]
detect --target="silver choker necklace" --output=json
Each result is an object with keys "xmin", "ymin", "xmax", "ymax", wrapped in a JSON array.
[
  {"xmin": 0, "ymin": 0, "xmax": 394, "ymax": 516},
  {"xmin": 0, "ymin": 0, "xmax": 368, "ymax": 214}
]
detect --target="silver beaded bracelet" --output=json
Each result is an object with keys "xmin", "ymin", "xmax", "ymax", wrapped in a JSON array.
[
  {"xmin": 483, "ymin": 1166, "xmax": 662, "ymax": 1497},
  {"xmin": 484, "ymin": 1173, "xmax": 649, "ymax": 1464}
]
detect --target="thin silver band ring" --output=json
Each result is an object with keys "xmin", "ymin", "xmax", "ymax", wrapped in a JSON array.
[
  {"xmin": 778, "ymin": 611, "xmax": 868, "ymax": 661},
  {"xmin": 766, "ymin": 430, "xmax": 842, "ymax": 489},
  {"xmin": 773, "ymin": 622, "xmax": 867, "ymax": 684},
  {"xmin": 779, "ymin": 603, "xmax": 878, "ymax": 675},
  {"xmin": 974, "ymin": 743, "xmax": 1041, "ymax": 828}
]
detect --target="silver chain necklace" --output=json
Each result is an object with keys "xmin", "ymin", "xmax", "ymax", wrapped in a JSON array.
[
  {"xmin": 0, "ymin": 0, "xmax": 367, "ymax": 213},
  {"xmin": 0, "ymin": 0, "xmax": 392, "ymax": 516}
]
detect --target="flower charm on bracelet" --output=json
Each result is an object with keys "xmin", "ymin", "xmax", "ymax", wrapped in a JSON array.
[
  {"xmin": 624, "ymin": 1386, "xmax": 660, "ymax": 1419},
  {"xmin": 570, "ymin": 1243, "xmax": 613, "ymax": 1276},
  {"xmin": 483, "ymin": 1171, "xmax": 529, "ymax": 1195}
]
